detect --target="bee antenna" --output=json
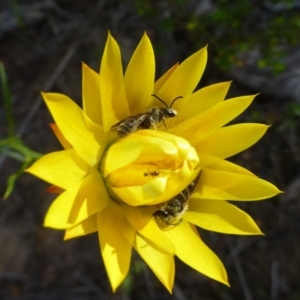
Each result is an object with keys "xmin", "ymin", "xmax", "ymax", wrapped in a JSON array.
[
  {"xmin": 151, "ymin": 94, "xmax": 183, "ymax": 108},
  {"xmin": 170, "ymin": 96, "xmax": 183, "ymax": 108},
  {"xmin": 151, "ymin": 94, "xmax": 169, "ymax": 107}
]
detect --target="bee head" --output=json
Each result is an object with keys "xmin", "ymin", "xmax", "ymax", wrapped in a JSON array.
[
  {"xmin": 163, "ymin": 107, "xmax": 177, "ymax": 118},
  {"xmin": 153, "ymin": 210, "xmax": 170, "ymax": 219},
  {"xmin": 153, "ymin": 210, "xmax": 182, "ymax": 225}
]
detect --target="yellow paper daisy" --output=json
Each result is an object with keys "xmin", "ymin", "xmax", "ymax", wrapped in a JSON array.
[{"xmin": 27, "ymin": 32, "xmax": 281, "ymax": 292}]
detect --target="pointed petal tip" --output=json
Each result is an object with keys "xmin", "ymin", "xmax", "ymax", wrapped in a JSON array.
[
  {"xmin": 253, "ymin": 229, "xmax": 264, "ymax": 236},
  {"xmin": 201, "ymin": 45, "xmax": 208, "ymax": 53},
  {"xmin": 165, "ymin": 285, "xmax": 173, "ymax": 294},
  {"xmin": 215, "ymin": 274, "xmax": 230, "ymax": 287},
  {"xmin": 25, "ymin": 164, "xmax": 37, "ymax": 174},
  {"xmin": 107, "ymin": 31, "xmax": 115, "ymax": 42},
  {"xmin": 109, "ymin": 276, "xmax": 125, "ymax": 293},
  {"xmin": 111, "ymin": 284, "xmax": 118, "ymax": 293},
  {"xmin": 243, "ymin": 93, "xmax": 260, "ymax": 100},
  {"xmin": 270, "ymin": 186, "xmax": 284, "ymax": 196},
  {"xmin": 218, "ymin": 274, "xmax": 230, "ymax": 287},
  {"xmin": 141, "ymin": 31, "xmax": 151, "ymax": 43}
]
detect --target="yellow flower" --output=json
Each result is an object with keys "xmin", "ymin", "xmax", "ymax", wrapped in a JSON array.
[{"xmin": 27, "ymin": 32, "xmax": 281, "ymax": 292}]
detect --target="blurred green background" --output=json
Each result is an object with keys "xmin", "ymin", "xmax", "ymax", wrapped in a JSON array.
[{"xmin": 1, "ymin": 0, "xmax": 300, "ymax": 299}]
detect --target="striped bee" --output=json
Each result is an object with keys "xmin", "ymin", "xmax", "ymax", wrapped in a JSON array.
[
  {"xmin": 153, "ymin": 173, "xmax": 201, "ymax": 225},
  {"xmin": 110, "ymin": 94, "xmax": 182, "ymax": 137}
]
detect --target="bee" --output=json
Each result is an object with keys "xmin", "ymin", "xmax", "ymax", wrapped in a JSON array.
[
  {"xmin": 110, "ymin": 94, "xmax": 182, "ymax": 137},
  {"xmin": 144, "ymin": 170, "xmax": 160, "ymax": 177},
  {"xmin": 153, "ymin": 173, "xmax": 201, "ymax": 225}
]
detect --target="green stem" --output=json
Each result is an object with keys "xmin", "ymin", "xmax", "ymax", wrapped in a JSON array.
[
  {"xmin": 0, "ymin": 137, "xmax": 43, "ymax": 161},
  {"xmin": 3, "ymin": 160, "xmax": 31, "ymax": 199},
  {"xmin": 1, "ymin": 136, "xmax": 43, "ymax": 199},
  {"xmin": 0, "ymin": 147, "xmax": 25, "ymax": 162}
]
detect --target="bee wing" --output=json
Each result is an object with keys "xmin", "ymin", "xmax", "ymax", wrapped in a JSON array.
[
  {"xmin": 110, "ymin": 119, "xmax": 124, "ymax": 131},
  {"xmin": 129, "ymin": 114, "xmax": 148, "ymax": 132},
  {"xmin": 110, "ymin": 113, "xmax": 148, "ymax": 132}
]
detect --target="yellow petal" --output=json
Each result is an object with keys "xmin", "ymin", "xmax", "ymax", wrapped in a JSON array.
[
  {"xmin": 26, "ymin": 149, "xmax": 87, "ymax": 189},
  {"xmin": 82, "ymin": 62, "xmax": 102, "ymax": 126},
  {"xmin": 185, "ymin": 199, "xmax": 263, "ymax": 235},
  {"xmin": 199, "ymin": 153, "xmax": 255, "ymax": 176},
  {"xmin": 103, "ymin": 138, "xmax": 142, "ymax": 176},
  {"xmin": 124, "ymin": 32, "xmax": 155, "ymax": 114},
  {"xmin": 68, "ymin": 171, "xmax": 110, "ymax": 225},
  {"xmin": 134, "ymin": 233, "xmax": 175, "ymax": 293},
  {"xmin": 194, "ymin": 169, "xmax": 282, "ymax": 200},
  {"xmin": 44, "ymin": 184, "xmax": 80, "ymax": 229},
  {"xmin": 171, "ymin": 95, "xmax": 256, "ymax": 146},
  {"xmin": 97, "ymin": 201, "xmax": 135, "ymax": 292},
  {"xmin": 49, "ymin": 123, "xmax": 72, "ymax": 149},
  {"xmin": 42, "ymin": 92, "xmax": 106, "ymax": 166},
  {"xmin": 154, "ymin": 63, "xmax": 178, "ymax": 93},
  {"xmin": 172, "ymin": 81, "xmax": 231, "ymax": 125},
  {"xmin": 64, "ymin": 214, "xmax": 97, "ymax": 240},
  {"xmin": 123, "ymin": 205, "xmax": 175, "ymax": 255},
  {"xmin": 156, "ymin": 47, "xmax": 207, "ymax": 104},
  {"xmin": 99, "ymin": 33, "xmax": 129, "ymax": 135},
  {"xmin": 163, "ymin": 219, "xmax": 228, "ymax": 285},
  {"xmin": 110, "ymin": 163, "xmax": 199, "ymax": 207},
  {"xmin": 196, "ymin": 124, "xmax": 269, "ymax": 159},
  {"xmin": 112, "ymin": 177, "xmax": 167, "ymax": 206}
]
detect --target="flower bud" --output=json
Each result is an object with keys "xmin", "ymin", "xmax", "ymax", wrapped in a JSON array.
[{"xmin": 101, "ymin": 130, "xmax": 200, "ymax": 206}]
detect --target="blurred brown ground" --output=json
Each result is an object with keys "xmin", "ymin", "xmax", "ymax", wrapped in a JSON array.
[{"xmin": 1, "ymin": 1, "xmax": 300, "ymax": 299}]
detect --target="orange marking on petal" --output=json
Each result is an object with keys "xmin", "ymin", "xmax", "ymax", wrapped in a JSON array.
[{"xmin": 46, "ymin": 185, "xmax": 64, "ymax": 194}]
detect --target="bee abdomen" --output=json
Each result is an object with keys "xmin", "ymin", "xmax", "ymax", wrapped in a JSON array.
[{"xmin": 116, "ymin": 119, "xmax": 137, "ymax": 137}]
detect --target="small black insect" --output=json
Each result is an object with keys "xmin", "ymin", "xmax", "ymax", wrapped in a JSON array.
[
  {"xmin": 144, "ymin": 170, "xmax": 160, "ymax": 177},
  {"xmin": 110, "ymin": 94, "xmax": 182, "ymax": 137}
]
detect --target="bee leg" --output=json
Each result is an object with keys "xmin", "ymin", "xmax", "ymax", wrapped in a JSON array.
[
  {"xmin": 157, "ymin": 120, "xmax": 166, "ymax": 129},
  {"xmin": 157, "ymin": 120, "xmax": 165, "ymax": 129}
]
